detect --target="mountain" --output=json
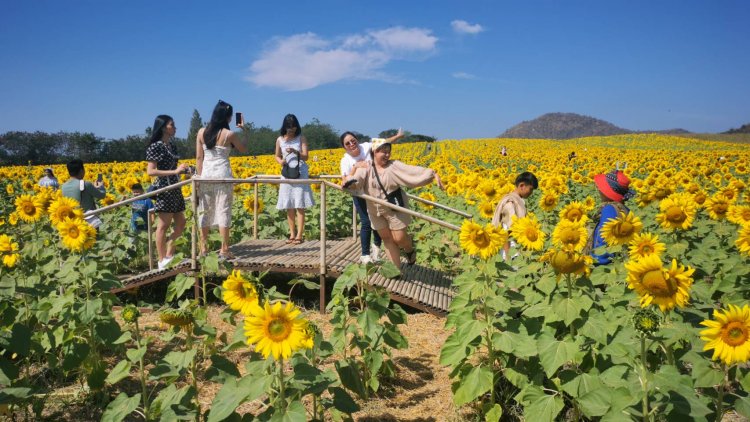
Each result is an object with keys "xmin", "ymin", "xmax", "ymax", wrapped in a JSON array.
[
  {"xmin": 723, "ymin": 123, "xmax": 750, "ymax": 134},
  {"xmin": 500, "ymin": 113, "xmax": 630, "ymax": 139}
]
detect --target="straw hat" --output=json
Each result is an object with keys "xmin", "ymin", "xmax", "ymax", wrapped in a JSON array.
[{"xmin": 371, "ymin": 138, "xmax": 390, "ymax": 151}]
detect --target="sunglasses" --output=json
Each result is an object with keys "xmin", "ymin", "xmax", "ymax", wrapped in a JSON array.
[{"xmin": 344, "ymin": 139, "xmax": 358, "ymax": 146}]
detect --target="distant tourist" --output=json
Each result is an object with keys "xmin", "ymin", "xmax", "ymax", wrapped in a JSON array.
[
  {"xmin": 492, "ymin": 171, "xmax": 538, "ymax": 261},
  {"xmin": 129, "ymin": 183, "xmax": 154, "ymax": 232},
  {"xmin": 344, "ymin": 138, "xmax": 444, "ymax": 275},
  {"xmin": 568, "ymin": 151, "xmax": 577, "ymax": 161},
  {"xmin": 61, "ymin": 159, "xmax": 106, "ymax": 229},
  {"xmin": 275, "ymin": 114, "xmax": 314, "ymax": 244},
  {"xmin": 38, "ymin": 167, "xmax": 59, "ymax": 190},
  {"xmin": 591, "ymin": 170, "xmax": 635, "ymax": 265},
  {"xmin": 195, "ymin": 100, "xmax": 247, "ymax": 259},
  {"xmin": 501, "ymin": 146, "xmax": 508, "ymax": 156},
  {"xmin": 340, "ymin": 128, "xmax": 404, "ymax": 263},
  {"xmin": 146, "ymin": 115, "xmax": 188, "ymax": 270}
]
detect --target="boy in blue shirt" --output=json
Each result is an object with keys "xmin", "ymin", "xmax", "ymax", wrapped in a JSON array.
[{"xmin": 130, "ymin": 184, "xmax": 154, "ymax": 232}]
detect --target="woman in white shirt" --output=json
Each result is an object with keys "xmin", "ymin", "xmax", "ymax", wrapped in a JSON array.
[{"xmin": 340, "ymin": 128, "xmax": 403, "ymax": 263}]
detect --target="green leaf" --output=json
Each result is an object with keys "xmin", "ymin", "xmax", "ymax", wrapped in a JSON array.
[
  {"xmin": 8, "ymin": 323, "xmax": 31, "ymax": 357},
  {"xmin": 331, "ymin": 386, "xmax": 359, "ymax": 414},
  {"xmin": 95, "ymin": 318, "xmax": 123, "ymax": 344},
  {"xmin": 335, "ymin": 360, "xmax": 367, "ymax": 399},
  {"xmin": 0, "ymin": 387, "xmax": 33, "ymax": 405},
  {"xmin": 484, "ymin": 403, "xmax": 503, "ymax": 422},
  {"xmin": 378, "ymin": 261, "xmax": 402, "ymax": 279},
  {"xmin": 205, "ymin": 354, "xmax": 241, "ymax": 383},
  {"xmin": 577, "ymin": 387, "xmax": 611, "ymax": 417},
  {"xmin": 62, "ymin": 342, "xmax": 90, "ymax": 372},
  {"xmin": 537, "ymin": 334, "xmax": 577, "ymax": 378},
  {"xmin": 578, "ymin": 310, "xmax": 610, "ymax": 345},
  {"xmin": 270, "ymin": 400, "xmax": 306, "ymax": 422},
  {"xmin": 552, "ymin": 297, "xmax": 582, "ymax": 325},
  {"xmin": 519, "ymin": 386, "xmax": 564, "ymax": 422},
  {"xmin": 453, "ymin": 365, "xmax": 493, "ymax": 406},
  {"xmin": 79, "ymin": 298, "xmax": 103, "ymax": 324},
  {"xmin": 536, "ymin": 272, "xmax": 557, "ymax": 295},
  {"xmin": 735, "ymin": 395, "xmax": 750, "ymax": 419},
  {"xmin": 288, "ymin": 278, "xmax": 320, "ymax": 290},
  {"xmin": 162, "ymin": 349, "xmax": 197, "ymax": 371},
  {"xmin": 208, "ymin": 378, "xmax": 248, "ymax": 422},
  {"xmin": 105, "ymin": 360, "xmax": 132, "ymax": 385},
  {"xmin": 0, "ymin": 359, "xmax": 19, "ymax": 385},
  {"xmin": 689, "ymin": 357, "xmax": 724, "ymax": 388},
  {"xmin": 493, "ymin": 331, "xmax": 537, "ymax": 358},
  {"xmin": 166, "ymin": 275, "xmax": 195, "ymax": 302},
  {"xmin": 126, "ymin": 348, "xmax": 146, "ymax": 363},
  {"xmin": 101, "ymin": 392, "xmax": 141, "ymax": 422}
]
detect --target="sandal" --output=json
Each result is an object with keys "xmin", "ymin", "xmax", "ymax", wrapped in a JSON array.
[
  {"xmin": 218, "ymin": 252, "xmax": 236, "ymax": 261},
  {"xmin": 404, "ymin": 248, "xmax": 417, "ymax": 265},
  {"xmin": 285, "ymin": 237, "xmax": 295, "ymax": 244},
  {"xmin": 291, "ymin": 237, "xmax": 303, "ymax": 245}
]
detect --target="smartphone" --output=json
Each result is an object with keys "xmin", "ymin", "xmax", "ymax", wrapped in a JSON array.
[
  {"xmin": 96, "ymin": 173, "xmax": 103, "ymax": 183},
  {"xmin": 235, "ymin": 112, "xmax": 243, "ymax": 127},
  {"xmin": 342, "ymin": 179, "xmax": 357, "ymax": 189}
]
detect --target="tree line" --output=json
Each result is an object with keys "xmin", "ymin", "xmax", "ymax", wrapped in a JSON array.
[{"xmin": 0, "ymin": 110, "xmax": 436, "ymax": 166}]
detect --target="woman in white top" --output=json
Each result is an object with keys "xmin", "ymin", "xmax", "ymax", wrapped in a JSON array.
[
  {"xmin": 195, "ymin": 100, "xmax": 247, "ymax": 259},
  {"xmin": 340, "ymin": 128, "xmax": 404, "ymax": 263},
  {"xmin": 275, "ymin": 114, "xmax": 315, "ymax": 244}
]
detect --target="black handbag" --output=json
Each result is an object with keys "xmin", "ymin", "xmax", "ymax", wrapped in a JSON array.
[
  {"xmin": 281, "ymin": 150, "xmax": 301, "ymax": 179},
  {"xmin": 374, "ymin": 168, "xmax": 405, "ymax": 208}
]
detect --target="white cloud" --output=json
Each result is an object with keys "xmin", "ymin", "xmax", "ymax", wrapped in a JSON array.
[
  {"xmin": 451, "ymin": 20, "xmax": 484, "ymax": 35},
  {"xmin": 247, "ymin": 27, "xmax": 438, "ymax": 91},
  {"xmin": 452, "ymin": 72, "xmax": 476, "ymax": 79}
]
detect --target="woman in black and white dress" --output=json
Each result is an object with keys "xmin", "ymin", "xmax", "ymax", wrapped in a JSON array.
[{"xmin": 146, "ymin": 115, "xmax": 188, "ymax": 269}]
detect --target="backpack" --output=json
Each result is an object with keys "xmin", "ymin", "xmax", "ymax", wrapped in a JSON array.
[{"xmin": 583, "ymin": 201, "xmax": 628, "ymax": 255}]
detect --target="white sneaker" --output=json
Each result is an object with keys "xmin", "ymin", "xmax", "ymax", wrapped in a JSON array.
[
  {"xmin": 359, "ymin": 255, "xmax": 372, "ymax": 264},
  {"xmin": 158, "ymin": 256, "xmax": 174, "ymax": 270},
  {"xmin": 370, "ymin": 245, "xmax": 381, "ymax": 262}
]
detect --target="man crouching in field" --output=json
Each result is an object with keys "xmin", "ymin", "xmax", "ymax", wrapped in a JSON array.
[{"xmin": 492, "ymin": 171, "xmax": 538, "ymax": 261}]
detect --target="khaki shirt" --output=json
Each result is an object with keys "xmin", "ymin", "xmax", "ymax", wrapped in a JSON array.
[{"xmin": 491, "ymin": 191, "xmax": 526, "ymax": 229}]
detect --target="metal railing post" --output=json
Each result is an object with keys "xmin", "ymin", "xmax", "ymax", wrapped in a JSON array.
[
  {"xmin": 319, "ymin": 181, "xmax": 327, "ymax": 314},
  {"xmin": 191, "ymin": 179, "xmax": 200, "ymax": 302},
  {"xmin": 147, "ymin": 209, "xmax": 154, "ymax": 270},
  {"xmin": 253, "ymin": 180, "xmax": 258, "ymax": 240}
]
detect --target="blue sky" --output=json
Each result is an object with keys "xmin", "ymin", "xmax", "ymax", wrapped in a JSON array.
[{"xmin": 1, "ymin": 0, "xmax": 748, "ymax": 141}]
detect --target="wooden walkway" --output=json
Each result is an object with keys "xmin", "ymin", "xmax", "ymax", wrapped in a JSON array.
[{"xmin": 114, "ymin": 239, "xmax": 455, "ymax": 316}]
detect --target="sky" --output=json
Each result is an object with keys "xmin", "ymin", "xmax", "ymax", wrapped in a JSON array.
[{"xmin": 1, "ymin": 0, "xmax": 748, "ymax": 142}]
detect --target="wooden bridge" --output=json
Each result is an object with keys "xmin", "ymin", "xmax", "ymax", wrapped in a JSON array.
[{"xmin": 95, "ymin": 177, "xmax": 469, "ymax": 316}]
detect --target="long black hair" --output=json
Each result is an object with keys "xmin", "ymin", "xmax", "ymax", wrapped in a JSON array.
[
  {"xmin": 203, "ymin": 100, "xmax": 233, "ymax": 149},
  {"xmin": 279, "ymin": 114, "xmax": 301, "ymax": 137},
  {"xmin": 149, "ymin": 115, "xmax": 174, "ymax": 145}
]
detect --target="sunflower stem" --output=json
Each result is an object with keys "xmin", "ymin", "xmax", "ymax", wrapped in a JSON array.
[
  {"xmin": 278, "ymin": 358, "xmax": 286, "ymax": 407},
  {"xmin": 134, "ymin": 319, "xmax": 149, "ymax": 417},
  {"xmin": 640, "ymin": 335, "xmax": 650, "ymax": 422},
  {"xmin": 565, "ymin": 274, "xmax": 577, "ymax": 336},
  {"xmin": 716, "ymin": 364, "xmax": 727, "ymax": 421}
]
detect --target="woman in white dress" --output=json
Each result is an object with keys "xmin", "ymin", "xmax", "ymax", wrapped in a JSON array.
[
  {"xmin": 275, "ymin": 114, "xmax": 314, "ymax": 244},
  {"xmin": 196, "ymin": 100, "xmax": 247, "ymax": 258}
]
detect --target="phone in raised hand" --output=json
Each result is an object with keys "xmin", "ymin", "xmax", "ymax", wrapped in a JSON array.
[
  {"xmin": 96, "ymin": 173, "xmax": 103, "ymax": 183},
  {"xmin": 235, "ymin": 112, "xmax": 244, "ymax": 127}
]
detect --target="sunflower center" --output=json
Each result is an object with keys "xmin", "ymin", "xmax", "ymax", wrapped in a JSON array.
[
  {"xmin": 665, "ymin": 206, "xmax": 686, "ymax": 223},
  {"xmin": 23, "ymin": 204, "xmax": 36, "ymax": 214},
  {"xmin": 560, "ymin": 228, "xmax": 581, "ymax": 245},
  {"xmin": 641, "ymin": 244, "xmax": 653, "ymax": 254},
  {"xmin": 642, "ymin": 269, "xmax": 676, "ymax": 297},
  {"xmin": 67, "ymin": 227, "xmax": 80, "ymax": 238},
  {"xmin": 472, "ymin": 231, "xmax": 490, "ymax": 248},
  {"xmin": 639, "ymin": 317, "xmax": 654, "ymax": 329},
  {"xmin": 267, "ymin": 318, "xmax": 291, "ymax": 342},
  {"xmin": 613, "ymin": 221, "xmax": 634, "ymax": 237},
  {"xmin": 742, "ymin": 210, "xmax": 750, "ymax": 221},
  {"xmin": 721, "ymin": 321, "xmax": 748, "ymax": 347},
  {"xmin": 545, "ymin": 197, "xmax": 556, "ymax": 205},
  {"xmin": 713, "ymin": 203, "xmax": 728, "ymax": 214},
  {"xmin": 551, "ymin": 251, "xmax": 583, "ymax": 274},
  {"xmin": 525, "ymin": 227, "xmax": 539, "ymax": 242},
  {"xmin": 566, "ymin": 209, "xmax": 582, "ymax": 220}
]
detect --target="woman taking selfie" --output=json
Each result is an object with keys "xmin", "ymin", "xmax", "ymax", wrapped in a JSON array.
[
  {"xmin": 146, "ymin": 115, "xmax": 188, "ymax": 270},
  {"xmin": 344, "ymin": 138, "xmax": 443, "ymax": 273},
  {"xmin": 195, "ymin": 100, "xmax": 247, "ymax": 259}
]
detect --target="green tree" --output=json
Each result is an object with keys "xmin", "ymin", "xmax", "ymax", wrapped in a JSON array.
[
  {"xmin": 186, "ymin": 109, "xmax": 203, "ymax": 158},
  {"xmin": 303, "ymin": 118, "xmax": 339, "ymax": 150}
]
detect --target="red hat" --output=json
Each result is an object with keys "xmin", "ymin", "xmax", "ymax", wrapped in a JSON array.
[{"xmin": 594, "ymin": 170, "xmax": 635, "ymax": 202}]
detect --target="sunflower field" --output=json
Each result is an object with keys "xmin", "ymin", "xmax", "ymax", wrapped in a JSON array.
[{"xmin": 0, "ymin": 133, "xmax": 749, "ymax": 421}]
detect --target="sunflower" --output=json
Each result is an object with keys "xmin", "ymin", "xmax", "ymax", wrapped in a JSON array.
[
  {"xmin": 56, "ymin": 218, "xmax": 96, "ymax": 252},
  {"xmin": 459, "ymin": 220, "xmax": 507, "ymax": 260},
  {"xmin": 222, "ymin": 270, "xmax": 260, "ymax": 315},
  {"xmin": 625, "ymin": 255, "xmax": 694, "ymax": 312},
  {"xmin": 510, "ymin": 214, "xmax": 547, "ymax": 251},
  {"xmin": 628, "ymin": 232, "xmax": 666, "ymax": 260},
  {"xmin": 736, "ymin": 224, "xmax": 750, "ymax": 257},
  {"xmin": 705, "ymin": 194, "xmax": 731, "ymax": 220},
  {"xmin": 539, "ymin": 192, "xmax": 559, "ymax": 212},
  {"xmin": 48, "ymin": 197, "xmax": 84, "ymax": 226},
  {"xmin": 700, "ymin": 304, "xmax": 750, "ymax": 365},
  {"xmin": 655, "ymin": 192, "xmax": 697, "ymax": 231},
  {"xmin": 242, "ymin": 195, "xmax": 265, "ymax": 215},
  {"xmin": 582, "ymin": 196, "xmax": 596, "ymax": 212},
  {"xmin": 0, "ymin": 234, "xmax": 20, "ymax": 269},
  {"xmin": 6, "ymin": 184, "xmax": 14, "ymax": 195},
  {"xmin": 101, "ymin": 193, "xmax": 117, "ymax": 206},
  {"xmin": 418, "ymin": 192, "xmax": 436, "ymax": 210},
  {"xmin": 540, "ymin": 247, "xmax": 593, "ymax": 277},
  {"xmin": 552, "ymin": 220, "xmax": 587, "ymax": 252},
  {"xmin": 244, "ymin": 300, "xmax": 310, "ymax": 360},
  {"xmin": 14, "ymin": 194, "xmax": 44, "ymax": 223},
  {"xmin": 600, "ymin": 211, "xmax": 643, "ymax": 246},
  {"xmin": 478, "ymin": 181, "xmax": 501, "ymax": 201},
  {"xmin": 728, "ymin": 205, "xmax": 750, "ymax": 226},
  {"xmin": 8, "ymin": 213, "xmax": 18, "ymax": 226},
  {"xmin": 478, "ymin": 201, "xmax": 496, "ymax": 220},
  {"xmin": 558, "ymin": 201, "xmax": 588, "ymax": 223}
]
